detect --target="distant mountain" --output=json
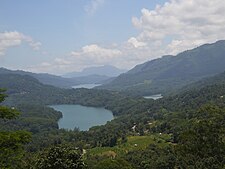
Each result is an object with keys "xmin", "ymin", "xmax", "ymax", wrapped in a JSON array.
[
  {"xmin": 99, "ymin": 40, "xmax": 225, "ymax": 95},
  {"xmin": 72, "ymin": 74, "xmax": 110, "ymax": 84},
  {"xmin": 0, "ymin": 67, "xmax": 79, "ymax": 88},
  {"xmin": 63, "ymin": 65, "xmax": 127, "ymax": 78}
]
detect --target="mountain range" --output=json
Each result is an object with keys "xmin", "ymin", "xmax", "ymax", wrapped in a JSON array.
[
  {"xmin": 1, "ymin": 41, "xmax": 225, "ymax": 169},
  {"xmin": 0, "ymin": 68, "xmax": 79, "ymax": 88},
  {"xmin": 63, "ymin": 65, "xmax": 127, "ymax": 78},
  {"xmin": 99, "ymin": 40, "xmax": 225, "ymax": 95},
  {"xmin": 1, "ymin": 40, "xmax": 225, "ymax": 94},
  {"xmin": 0, "ymin": 65, "xmax": 125, "ymax": 88}
]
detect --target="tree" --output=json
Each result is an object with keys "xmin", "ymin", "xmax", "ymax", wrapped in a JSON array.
[
  {"xmin": 125, "ymin": 144, "xmax": 176, "ymax": 169},
  {"xmin": 0, "ymin": 89, "xmax": 31, "ymax": 168},
  {"xmin": 176, "ymin": 104, "xmax": 225, "ymax": 169},
  {"xmin": 35, "ymin": 144, "xmax": 86, "ymax": 169},
  {"xmin": 93, "ymin": 158, "xmax": 133, "ymax": 169}
]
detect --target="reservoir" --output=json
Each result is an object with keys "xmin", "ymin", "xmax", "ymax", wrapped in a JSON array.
[
  {"xmin": 50, "ymin": 104, "xmax": 113, "ymax": 131},
  {"xmin": 143, "ymin": 94, "xmax": 163, "ymax": 100},
  {"xmin": 72, "ymin": 83, "xmax": 101, "ymax": 89}
]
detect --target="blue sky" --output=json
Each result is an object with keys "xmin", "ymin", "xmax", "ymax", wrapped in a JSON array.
[{"xmin": 1, "ymin": 0, "xmax": 225, "ymax": 74}]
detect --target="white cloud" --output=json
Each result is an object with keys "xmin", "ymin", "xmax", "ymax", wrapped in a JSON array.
[
  {"xmin": 71, "ymin": 44, "xmax": 122, "ymax": 66},
  {"xmin": 29, "ymin": 0, "xmax": 225, "ymax": 74},
  {"xmin": 28, "ymin": 40, "xmax": 41, "ymax": 51},
  {"xmin": 27, "ymin": 57, "xmax": 73, "ymax": 74},
  {"xmin": 84, "ymin": 0, "xmax": 105, "ymax": 15},
  {"xmin": 0, "ymin": 31, "xmax": 41, "ymax": 56},
  {"xmin": 127, "ymin": 37, "xmax": 147, "ymax": 48},
  {"xmin": 132, "ymin": 0, "xmax": 225, "ymax": 55},
  {"xmin": 28, "ymin": 44, "xmax": 122, "ymax": 74},
  {"xmin": 71, "ymin": 44, "xmax": 122, "ymax": 61}
]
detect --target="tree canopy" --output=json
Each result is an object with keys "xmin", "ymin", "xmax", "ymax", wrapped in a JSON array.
[{"xmin": 0, "ymin": 89, "xmax": 31, "ymax": 169}]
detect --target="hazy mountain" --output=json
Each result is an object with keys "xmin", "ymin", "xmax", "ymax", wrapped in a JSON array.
[
  {"xmin": 0, "ymin": 67, "xmax": 79, "ymax": 88},
  {"xmin": 63, "ymin": 65, "xmax": 127, "ymax": 78},
  {"xmin": 71, "ymin": 74, "xmax": 111, "ymax": 84},
  {"xmin": 99, "ymin": 40, "xmax": 225, "ymax": 95}
]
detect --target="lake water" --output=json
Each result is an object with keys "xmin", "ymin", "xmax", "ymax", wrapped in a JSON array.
[
  {"xmin": 50, "ymin": 104, "xmax": 113, "ymax": 131},
  {"xmin": 143, "ymin": 94, "xmax": 163, "ymax": 100},
  {"xmin": 72, "ymin": 84, "xmax": 101, "ymax": 89}
]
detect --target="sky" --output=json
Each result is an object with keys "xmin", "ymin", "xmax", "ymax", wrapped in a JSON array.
[{"xmin": 1, "ymin": 0, "xmax": 225, "ymax": 75}]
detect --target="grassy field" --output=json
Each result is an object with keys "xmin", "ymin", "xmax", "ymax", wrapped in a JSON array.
[{"xmin": 87, "ymin": 134, "xmax": 172, "ymax": 158}]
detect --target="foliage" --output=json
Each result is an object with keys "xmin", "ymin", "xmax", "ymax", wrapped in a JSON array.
[
  {"xmin": 35, "ymin": 144, "xmax": 86, "ymax": 169},
  {"xmin": 0, "ymin": 105, "xmax": 20, "ymax": 120},
  {"xmin": 125, "ymin": 144, "xmax": 176, "ymax": 169},
  {"xmin": 0, "ymin": 89, "xmax": 31, "ymax": 169},
  {"xmin": 175, "ymin": 105, "xmax": 225, "ymax": 169},
  {"xmin": 0, "ymin": 131, "xmax": 31, "ymax": 168},
  {"xmin": 86, "ymin": 135, "xmax": 173, "ymax": 168},
  {"xmin": 1, "ymin": 64, "xmax": 225, "ymax": 168},
  {"xmin": 100, "ymin": 40, "xmax": 225, "ymax": 96},
  {"xmin": 92, "ymin": 158, "xmax": 133, "ymax": 169}
]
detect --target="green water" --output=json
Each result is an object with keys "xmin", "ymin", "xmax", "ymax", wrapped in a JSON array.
[{"xmin": 50, "ymin": 104, "xmax": 113, "ymax": 131}]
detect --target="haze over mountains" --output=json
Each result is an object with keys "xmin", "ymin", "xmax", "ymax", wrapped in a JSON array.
[
  {"xmin": 1, "ymin": 40, "xmax": 225, "ymax": 95},
  {"xmin": 99, "ymin": 40, "xmax": 225, "ymax": 95},
  {"xmin": 63, "ymin": 65, "xmax": 127, "ymax": 78},
  {"xmin": 1, "ymin": 40, "xmax": 225, "ymax": 169},
  {"xmin": 2, "ymin": 0, "xmax": 225, "ymax": 168},
  {"xmin": 64, "ymin": 65, "xmax": 126, "ymax": 85},
  {"xmin": 0, "ymin": 65, "xmax": 126, "ymax": 89}
]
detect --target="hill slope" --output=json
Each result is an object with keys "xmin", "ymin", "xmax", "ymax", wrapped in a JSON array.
[
  {"xmin": 0, "ymin": 73, "xmax": 145, "ymax": 116},
  {"xmin": 100, "ymin": 40, "xmax": 225, "ymax": 95},
  {"xmin": 0, "ymin": 67, "xmax": 79, "ymax": 88}
]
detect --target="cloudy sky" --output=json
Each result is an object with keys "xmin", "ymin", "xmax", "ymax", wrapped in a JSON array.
[{"xmin": 1, "ymin": 0, "xmax": 225, "ymax": 75}]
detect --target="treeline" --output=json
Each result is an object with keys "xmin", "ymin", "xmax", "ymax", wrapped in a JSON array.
[
  {"xmin": 0, "ymin": 71, "xmax": 225, "ymax": 168},
  {"xmin": 1, "ymin": 104, "xmax": 62, "ymax": 133}
]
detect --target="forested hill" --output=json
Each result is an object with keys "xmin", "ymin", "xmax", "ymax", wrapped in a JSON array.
[
  {"xmin": 0, "ymin": 67, "xmax": 80, "ymax": 88},
  {"xmin": 176, "ymin": 71, "xmax": 225, "ymax": 93},
  {"xmin": 0, "ymin": 73, "xmax": 148, "ymax": 116},
  {"xmin": 157, "ymin": 71, "xmax": 225, "ymax": 113},
  {"xmin": 0, "ymin": 73, "xmax": 66, "ymax": 105},
  {"xmin": 1, "ymin": 70, "xmax": 225, "ymax": 116},
  {"xmin": 1, "ymin": 65, "xmax": 225, "ymax": 168},
  {"xmin": 99, "ymin": 40, "xmax": 225, "ymax": 96}
]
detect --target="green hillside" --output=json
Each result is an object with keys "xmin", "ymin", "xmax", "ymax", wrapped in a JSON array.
[
  {"xmin": 0, "ymin": 67, "xmax": 80, "ymax": 88},
  {"xmin": 0, "ymin": 73, "xmax": 149, "ymax": 116},
  {"xmin": 1, "ymin": 67, "xmax": 225, "ymax": 168},
  {"xmin": 100, "ymin": 40, "xmax": 225, "ymax": 96}
]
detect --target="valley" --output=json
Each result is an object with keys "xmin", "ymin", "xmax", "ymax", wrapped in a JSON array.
[
  {"xmin": 99, "ymin": 40, "xmax": 225, "ymax": 96},
  {"xmin": 1, "ymin": 40, "xmax": 225, "ymax": 169}
]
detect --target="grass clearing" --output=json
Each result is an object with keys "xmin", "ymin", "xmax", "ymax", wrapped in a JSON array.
[{"xmin": 87, "ymin": 134, "xmax": 171, "ymax": 158}]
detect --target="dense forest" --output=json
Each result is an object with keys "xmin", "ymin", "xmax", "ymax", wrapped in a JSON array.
[
  {"xmin": 100, "ymin": 40, "xmax": 225, "ymax": 96},
  {"xmin": 2, "ymin": 0, "xmax": 225, "ymax": 167},
  {"xmin": 0, "ymin": 69, "xmax": 225, "ymax": 168}
]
